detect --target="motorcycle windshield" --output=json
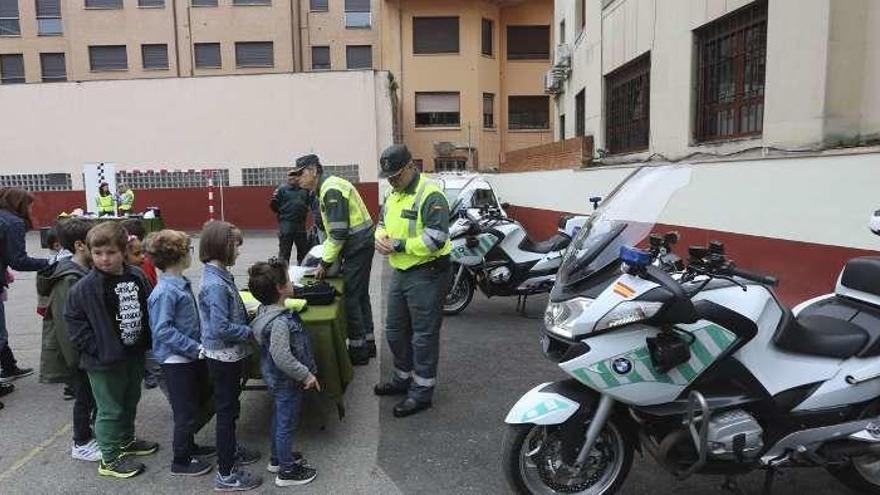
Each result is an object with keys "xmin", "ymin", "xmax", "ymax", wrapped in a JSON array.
[{"xmin": 555, "ymin": 165, "xmax": 693, "ymax": 288}]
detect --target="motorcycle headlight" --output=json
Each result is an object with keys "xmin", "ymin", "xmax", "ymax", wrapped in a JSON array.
[
  {"xmin": 594, "ymin": 301, "xmax": 664, "ymax": 332},
  {"xmin": 544, "ymin": 298, "xmax": 593, "ymax": 339}
]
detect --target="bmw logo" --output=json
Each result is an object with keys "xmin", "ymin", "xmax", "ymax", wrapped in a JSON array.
[{"xmin": 612, "ymin": 358, "xmax": 633, "ymax": 375}]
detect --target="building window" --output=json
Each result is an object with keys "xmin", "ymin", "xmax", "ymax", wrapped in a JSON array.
[
  {"xmin": 117, "ymin": 169, "xmax": 230, "ymax": 189},
  {"xmin": 346, "ymin": 45, "xmax": 372, "ymax": 69},
  {"xmin": 559, "ymin": 114, "xmax": 566, "ymax": 140},
  {"xmin": 415, "ymin": 92, "xmax": 460, "ymax": 127},
  {"xmin": 0, "ymin": 0, "xmax": 20, "ymax": 36},
  {"xmin": 194, "ymin": 42, "xmax": 221, "ymax": 68},
  {"xmin": 605, "ymin": 53, "xmax": 650, "ymax": 154},
  {"xmin": 138, "ymin": 0, "xmax": 164, "ymax": 6},
  {"xmin": 311, "ymin": 46, "xmax": 330, "ymax": 70},
  {"xmin": 483, "ymin": 93, "xmax": 494, "ymax": 129},
  {"xmin": 344, "ymin": 0, "xmax": 370, "ymax": 28},
  {"xmin": 233, "ymin": 0, "xmax": 269, "ymax": 5},
  {"xmin": 0, "ymin": 173, "xmax": 72, "ymax": 191},
  {"xmin": 694, "ymin": 1, "xmax": 767, "ymax": 142},
  {"xmin": 309, "ymin": 0, "xmax": 326, "ymax": 11},
  {"xmin": 508, "ymin": 95, "xmax": 550, "ymax": 130},
  {"xmin": 0, "ymin": 54, "xmax": 24, "ymax": 84},
  {"xmin": 36, "ymin": 0, "xmax": 62, "ymax": 35},
  {"xmin": 559, "ymin": 19, "xmax": 565, "ymax": 44},
  {"xmin": 141, "ymin": 44, "xmax": 168, "ymax": 70},
  {"xmin": 235, "ymin": 41, "xmax": 274, "ymax": 68},
  {"xmin": 435, "ymin": 158, "xmax": 466, "ymax": 173},
  {"xmin": 191, "ymin": 0, "xmax": 217, "ymax": 6},
  {"xmin": 413, "ymin": 17, "xmax": 459, "ymax": 54},
  {"xmin": 507, "ymin": 26, "xmax": 550, "ymax": 60},
  {"xmin": 85, "ymin": 0, "xmax": 122, "ymax": 9},
  {"xmin": 575, "ymin": 88, "xmax": 585, "ymax": 137},
  {"xmin": 412, "ymin": 159, "xmax": 424, "ymax": 172},
  {"xmin": 481, "ymin": 18, "xmax": 493, "ymax": 56},
  {"xmin": 577, "ymin": 0, "xmax": 585, "ymax": 37},
  {"xmin": 89, "ymin": 45, "xmax": 128, "ymax": 71},
  {"xmin": 40, "ymin": 52, "xmax": 65, "ymax": 81},
  {"xmin": 243, "ymin": 165, "xmax": 359, "ymax": 185}
]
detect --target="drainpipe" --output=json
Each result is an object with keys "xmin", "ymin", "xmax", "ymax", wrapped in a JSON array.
[
  {"xmin": 397, "ymin": 0, "xmax": 404, "ymax": 144},
  {"xmin": 292, "ymin": 0, "xmax": 303, "ymax": 71},
  {"xmin": 171, "ymin": 0, "xmax": 181, "ymax": 77}
]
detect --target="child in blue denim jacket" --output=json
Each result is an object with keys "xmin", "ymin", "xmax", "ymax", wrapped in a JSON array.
[
  {"xmin": 198, "ymin": 221, "xmax": 262, "ymax": 491},
  {"xmin": 146, "ymin": 229, "xmax": 216, "ymax": 477},
  {"xmin": 248, "ymin": 259, "xmax": 319, "ymax": 487}
]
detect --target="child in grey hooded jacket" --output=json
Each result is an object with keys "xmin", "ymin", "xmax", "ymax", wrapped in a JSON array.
[{"xmin": 248, "ymin": 259, "xmax": 319, "ymax": 487}]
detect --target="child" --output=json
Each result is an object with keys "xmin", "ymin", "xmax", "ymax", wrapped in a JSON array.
[
  {"xmin": 64, "ymin": 221, "xmax": 159, "ymax": 478},
  {"xmin": 122, "ymin": 219, "xmax": 160, "ymax": 390},
  {"xmin": 198, "ymin": 220, "xmax": 262, "ymax": 491},
  {"xmin": 146, "ymin": 229, "xmax": 216, "ymax": 477},
  {"xmin": 248, "ymin": 259, "xmax": 319, "ymax": 487},
  {"xmin": 37, "ymin": 226, "xmax": 75, "ymax": 390},
  {"xmin": 42, "ymin": 219, "xmax": 100, "ymax": 461}
]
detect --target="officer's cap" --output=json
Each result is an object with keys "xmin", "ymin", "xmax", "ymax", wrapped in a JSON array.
[
  {"xmin": 378, "ymin": 144, "xmax": 412, "ymax": 179},
  {"xmin": 290, "ymin": 154, "xmax": 320, "ymax": 173}
]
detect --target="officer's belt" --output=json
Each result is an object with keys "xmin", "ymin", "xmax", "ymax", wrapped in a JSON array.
[{"xmin": 396, "ymin": 255, "xmax": 450, "ymax": 273}]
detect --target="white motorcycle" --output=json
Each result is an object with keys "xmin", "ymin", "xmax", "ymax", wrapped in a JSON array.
[
  {"xmin": 443, "ymin": 203, "xmax": 588, "ymax": 315},
  {"xmin": 503, "ymin": 165, "xmax": 880, "ymax": 494}
]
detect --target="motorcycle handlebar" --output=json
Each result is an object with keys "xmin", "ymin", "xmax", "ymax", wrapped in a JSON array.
[{"xmin": 727, "ymin": 265, "xmax": 779, "ymax": 287}]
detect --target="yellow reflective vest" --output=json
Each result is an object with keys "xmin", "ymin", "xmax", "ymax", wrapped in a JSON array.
[
  {"xmin": 318, "ymin": 175, "xmax": 373, "ymax": 264},
  {"xmin": 96, "ymin": 193, "xmax": 115, "ymax": 214},
  {"xmin": 376, "ymin": 174, "xmax": 451, "ymax": 270},
  {"xmin": 118, "ymin": 190, "xmax": 135, "ymax": 212}
]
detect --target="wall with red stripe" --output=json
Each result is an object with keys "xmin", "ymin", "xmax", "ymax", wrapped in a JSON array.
[{"xmin": 32, "ymin": 183, "xmax": 380, "ymax": 232}]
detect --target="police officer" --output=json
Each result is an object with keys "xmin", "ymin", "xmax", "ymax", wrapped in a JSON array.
[
  {"xmin": 95, "ymin": 182, "xmax": 116, "ymax": 216},
  {"xmin": 270, "ymin": 168, "xmax": 313, "ymax": 264},
  {"xmin": 117, "ymin": 183, "xmax": 135, "ymax": 215},
  {"xmin": 290, "ymin": 154, "xmax": 376, "ymax": 365},
  {"xmin": 373, "ymin": 144, "xmax": 451, "ymax": 418}
]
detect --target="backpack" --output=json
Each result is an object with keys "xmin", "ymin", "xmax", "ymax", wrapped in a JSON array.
[{"xmin": 295, "ymin": 281, "xmax": 338, "ymax": 306}]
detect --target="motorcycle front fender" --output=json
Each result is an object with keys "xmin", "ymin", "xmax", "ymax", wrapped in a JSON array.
[{"xmin": 505, "ymin": 380, "xmax": 598, "ymax": 425}]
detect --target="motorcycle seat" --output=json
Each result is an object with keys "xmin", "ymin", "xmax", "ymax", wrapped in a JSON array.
[
  {"xmin": 838, "ymin": 256, "xmax": 880, "ymax": 300},
  {"xmin": 774, "ymin": 313, "xmax": 869, "ymax": 359},
  {"xmin": 519, "ymin": 233, "xmax": 571, "ymax": 254}
]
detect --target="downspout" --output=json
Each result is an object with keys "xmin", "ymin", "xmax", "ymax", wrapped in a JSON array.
[
  {"xmin": 171, "ymin": 0, "xmax": 181, "ymax": 77},
  {"xmin": 292, "ymin": 0, "xmax": 303, "ymax": 71},
  {"xmin": 397, "ymin": 0, "xmax": 404, "ymax": 143}
]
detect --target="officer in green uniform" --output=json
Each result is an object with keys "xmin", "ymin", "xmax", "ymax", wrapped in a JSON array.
[
  {"xmin": 373, "ymin": 144, "xmax": 451, "ymax": 418},
  {"xmin": 270, "ymin": 169, "xmax": 312, "ymax": 264},
  {"xmin": 290, "ymin": 154, "xmax": 376, "ymax": 365}
]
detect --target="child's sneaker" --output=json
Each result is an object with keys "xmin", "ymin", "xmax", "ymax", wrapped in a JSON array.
[
  {"xmin": 62, "ymin": 385, "xmax": 75, "ymax": 401},
  {"xmin": 275, "ymin": 464, "xmax": 317, "ymax": 487},
  {"xmin": 266, "ymin": 452, "xmax": 305, "ymax": 473},
  {"xmin": 98, "ymin": 457, "xmax": 145, "ymax": 478},
  {"xmin": 214, "ymin": 468, "xmax": 262, "ymax": 492},
  {"xmin": 192, "ymin": 444, "xmax": 218, "ymax": 459},
  {"xmin": 71, "ymin": 439, "xmax": 101, "ymax": 462},
  {"xmin": 122, "ymin": 438, "xmax": 159, "ymax": 456},
  {"xmin": 233, "ymin": 444, "xmax": 260, "ymax": 466},
  {"xmin": 171, "ymin": 458, "xmax": 213, "ymax": 477}
]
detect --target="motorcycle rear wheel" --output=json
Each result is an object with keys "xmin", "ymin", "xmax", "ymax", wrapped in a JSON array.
[
  {"xmin": 828, "ymin": 401, "xmax": 880, "ymax": 493},
  {"xmin": 443, "ymin": 266, "xmax": 474, "ymax": 315},
  {"xmin": 502, "ymin": 421, "xmax": 633, "ymax": 495}
]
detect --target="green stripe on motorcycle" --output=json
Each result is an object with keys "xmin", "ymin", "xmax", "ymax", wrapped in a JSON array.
[
  {"xmin": 594, "ymin": 362, "xmax": 620, "ymax": 387},
  {"xmin": 677, "ymin": 362, "xmax": 698, "ymax": 381},
  {"xmin": 706, "ymin": 325, "xmax": 735, "ymax": 350},
  {"xmin": 571, "ymin": 368, "xmax": 596, "ymax": 388},
  {"xmin": 689, "ymin": 335, "xmax": 715, "ymax": 367}
]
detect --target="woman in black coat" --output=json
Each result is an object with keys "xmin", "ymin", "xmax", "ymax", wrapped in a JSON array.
[{"xmin": 0, "ymin": 188, "xmax": 49, "ymax": 409}]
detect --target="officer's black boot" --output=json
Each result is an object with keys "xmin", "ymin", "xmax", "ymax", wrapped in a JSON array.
[{"xmin": 349, "ymin": 345, "xmax": 370, "ymax": 366}]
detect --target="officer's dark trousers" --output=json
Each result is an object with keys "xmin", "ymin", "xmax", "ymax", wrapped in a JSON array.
[
  {"xmin": 385, "ymin": 258, "xmax": 450, "ymax": 403},
  {"xmin": 279, "ymin": 231, "xmax": 310, "ymax": 265},
  {"xmin": 341, "ymin": 230, "xmax": 375, "ymax": 348}
]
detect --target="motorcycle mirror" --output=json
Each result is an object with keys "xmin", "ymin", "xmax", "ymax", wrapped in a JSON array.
[
  {"xmin": 688, "ymin": 245, "xmax": 709, "ymax": 261},
  {"xmin": 871, "ymin": 209, "xmax": 880, "ymax": 236},
  {"xmin": 664, "ymin": 231, "xmax": 680, "ymax": 245},
  {"xmin": 649, "ymin": 234, "xmax": 663, "ymax": 248},
  {"xmin": 589, "ymin": 196, "xmax": 602, "ymax": 210},
  {"xmin": 708, "ymin": 240, "xmax": 725, "ymax": 255},
  {"xmin": 500, "ymin": 202, "xmax": 510, "ymax": 210}
]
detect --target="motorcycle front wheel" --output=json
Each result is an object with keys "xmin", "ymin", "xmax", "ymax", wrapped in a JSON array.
[
  {"xmin": 443, "ymin": 264, "xmax": 474, "ymax": 315},
  {"xmin": 502, "ymin": 421, "xmax": 633, "ymax": 495}
]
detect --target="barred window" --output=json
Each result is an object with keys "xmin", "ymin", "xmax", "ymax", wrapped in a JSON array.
[
  {"xmin": 116, "ymin": 169, "xmax": 230, "ymax": 189},
  {"xmin": 241, "ymin": 165, "xmax": 360, "ymax": 186},
  {"xmin": 0, "ymin": 173, "xmax": 72, "ymax": 191},
  {"xmin": 605, "ymin": 53, "xmax": 650, "ymax": 154},
  {"xmin": 694, "ymin": 1, "xmax": 766, "ymax": 142}
]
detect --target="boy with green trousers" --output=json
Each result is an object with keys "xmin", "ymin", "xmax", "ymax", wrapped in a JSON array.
[{"xmin": 65, "ymin": 221, "xmax": 159, "ymax": 478}]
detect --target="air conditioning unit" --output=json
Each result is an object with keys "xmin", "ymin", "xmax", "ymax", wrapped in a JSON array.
[
  {"xmin": 544, "ymin": 70, "xmax": 562, "ymax": 95},
  {"xmin": 554, "ymin": 43, "xmax": 572, "ymax": 68}
]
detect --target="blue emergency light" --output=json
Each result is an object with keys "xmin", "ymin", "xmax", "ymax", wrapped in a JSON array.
[{"xmin": 619, "ymin": 245, "xmax": 652, "ymax": 267}]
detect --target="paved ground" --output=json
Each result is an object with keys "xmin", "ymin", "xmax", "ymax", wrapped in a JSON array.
[{"xmin": 0, "ymin": 232, "xmax": 859, "ymax": 494}]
